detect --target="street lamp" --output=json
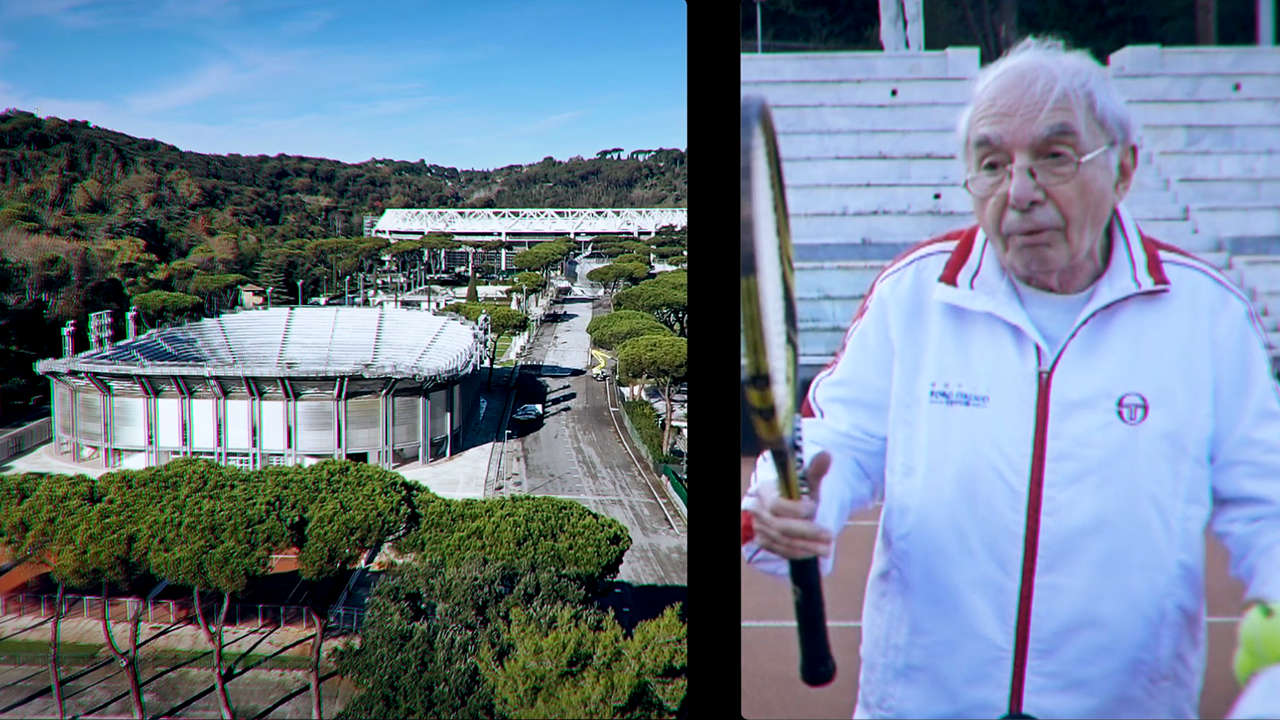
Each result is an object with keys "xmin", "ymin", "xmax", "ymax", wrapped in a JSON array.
[{"xmin": 297, "ymin": 279, "xmax": 303, "ymax": 306}]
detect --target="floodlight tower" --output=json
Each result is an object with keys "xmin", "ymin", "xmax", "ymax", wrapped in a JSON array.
[{"xmin": 88, "ymin": 310, "xmax": 113, "ymax": 352}]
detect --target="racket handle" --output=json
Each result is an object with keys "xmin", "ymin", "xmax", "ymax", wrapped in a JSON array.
[{"xmin": 789, "ymin": 556, "xmax": 837, "ymax": 687}]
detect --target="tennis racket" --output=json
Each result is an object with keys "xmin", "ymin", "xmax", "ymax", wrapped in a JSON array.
[{"xmin": 740, "ymin": 94, "xmax": 836, "ymax": 688}]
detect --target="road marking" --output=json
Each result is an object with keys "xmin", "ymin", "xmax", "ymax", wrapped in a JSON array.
[{"xmin": 548, "ymin": 493, "xmax": 628, "ymax": 501}]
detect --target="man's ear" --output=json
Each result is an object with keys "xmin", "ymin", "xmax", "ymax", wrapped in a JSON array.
[{"xmin": 1114, "ymin": 143, "xmax": 1138, "ymax": 200}]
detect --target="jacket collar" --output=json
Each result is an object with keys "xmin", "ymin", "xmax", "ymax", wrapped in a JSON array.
[{"xmin": 933, "ymin": 202, "xmax": 1171, "ymax": 342}]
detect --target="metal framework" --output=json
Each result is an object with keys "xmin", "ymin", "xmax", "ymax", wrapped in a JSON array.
[
  {"xmin": 37, "ymin": 306, "xmax": 484, "ymax": 382},
  {"xmin": 372, "ymin": 208, "xmax": 688, "ymax": 240},
  {"xmin": 36, "ymin": 307, "xmax": 485, "ymax": 472}
]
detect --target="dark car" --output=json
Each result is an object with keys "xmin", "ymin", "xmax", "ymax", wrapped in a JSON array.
[{"xmin": 512, "ymin": 404, "xmax": 543, "ymax": 422}]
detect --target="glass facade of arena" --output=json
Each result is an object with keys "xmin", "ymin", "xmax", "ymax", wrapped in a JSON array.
[{"xmin": 48, "ymin": 371, "xmax": 480, "ymax": 471}]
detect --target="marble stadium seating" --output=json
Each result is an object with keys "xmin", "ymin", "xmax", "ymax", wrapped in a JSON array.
[{"xmin": 742, "ymin": 45, "xmax": 1280, "ymax": 372}]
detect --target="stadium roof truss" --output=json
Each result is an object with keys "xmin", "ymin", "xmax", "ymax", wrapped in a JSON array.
[
  {"xmin": 372, "ymin": 208, "xmax": 688, "ymax": 239},
  {"xmin": 36, "ymin": 306, "xmax": 485, "ymax": 384}
]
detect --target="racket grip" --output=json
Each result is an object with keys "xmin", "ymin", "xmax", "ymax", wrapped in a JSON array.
[{"xmin": 789, "ymin": 556, "xmax": 837, "ymax": 687}]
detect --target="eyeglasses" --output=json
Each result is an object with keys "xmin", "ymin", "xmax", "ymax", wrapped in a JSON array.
[{"xmin": 963, "ymin": 144, "xmax": 1113, "ymax": 198}]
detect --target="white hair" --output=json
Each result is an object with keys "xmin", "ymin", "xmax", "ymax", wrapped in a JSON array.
[{"xmin": 956, "ymin": 36, "xmax": 1134, "ymax": 164}]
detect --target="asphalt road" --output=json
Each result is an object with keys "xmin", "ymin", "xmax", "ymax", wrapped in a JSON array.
[{"xmin": 511, "ymin": 296, "xmax": 687, "ymax": 587}]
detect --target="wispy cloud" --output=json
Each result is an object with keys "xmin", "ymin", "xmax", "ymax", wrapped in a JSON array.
[
  {"xmin": 279, "ymin": 8, "xmax": 335, "ymax": 35},
  {"xmin": 491, "ymin": 109, "xmax": 591, "ymax": 140},
  {"xmin": 122, "ymin": 48, "xmax": 311, "ymax": 115},
  {"xmin": 154, "ymin": 0, "xmax": 240, "ymax": 22},
  {"xmin": 0, "ymin": 0, "xmax": 155, "ymax": 28},
  {"xmin": 1, "ymin": 0, "xmax": 98, "ymax": 19},
  {"xmin": 0, "ymin": 2, "xmax": 685, "ymax": 169},
  {"xmin": 124, "ymin": 63, "xmax": 241, "ymax": 114}
]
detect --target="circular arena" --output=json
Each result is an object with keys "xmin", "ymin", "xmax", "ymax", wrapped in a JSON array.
[{"xmin": 34, "ymin": 306, "xmax": 486, "ymax": 471}]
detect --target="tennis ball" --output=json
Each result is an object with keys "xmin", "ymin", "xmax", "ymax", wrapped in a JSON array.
[
  {"xmin": 1236, "ymin": 638, "xmax": 1266, "ymax": 688},
  {"xmin": 1235, "ymin": 603, "xmax": 1280, "ymax": 686}
]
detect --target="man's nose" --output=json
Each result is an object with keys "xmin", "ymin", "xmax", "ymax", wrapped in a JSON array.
[{"xmin": 1006, "ymin": 165, "xmax": 1044, "ymax": 210}]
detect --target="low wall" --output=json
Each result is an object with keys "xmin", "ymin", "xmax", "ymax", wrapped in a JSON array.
[
  {"xmin": 614, "ymin": 384, "xmax": 687, "ymax": 519},
  {"xmin": 0, "ymin": 417, "xmax": 51, "ymax": 463}
]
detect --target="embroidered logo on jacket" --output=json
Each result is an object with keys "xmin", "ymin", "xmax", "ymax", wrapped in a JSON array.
[
  {"xmin": 1116, "ymin": 393, "xmax": 1149, "ymax": 425},
  {"xmin": 928, "ymin": 383, "xmax": 989, "ymax": 409}
]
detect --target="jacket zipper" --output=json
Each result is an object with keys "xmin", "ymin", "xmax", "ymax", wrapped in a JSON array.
[
  {"xmin": 1007, "ymin": 364, "xmax": 1050, "ymax": 718},
  {"xmin": 1004, "ymin": 293, "xmax": 1159, "ymax": 716}
]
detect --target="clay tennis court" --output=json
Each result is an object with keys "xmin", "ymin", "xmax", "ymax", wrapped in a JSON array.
[{"xmin": 741, "ymin": 454, "xmax": 1250, "ymax": 719}]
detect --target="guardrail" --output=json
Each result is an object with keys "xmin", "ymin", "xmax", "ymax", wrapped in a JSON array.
[
  {"xmin": 0, "ymin": 592, "xmax": 365, "ymax": 632},
  {"xmin": 612, "ymin": 383, "xmax": 688, "ymax": 520},
  {"xmin": 0, "ymin": 417, "xmax": 52, "ymax": 463}
]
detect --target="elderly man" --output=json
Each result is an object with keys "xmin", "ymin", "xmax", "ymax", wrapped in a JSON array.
[{"xmin": 741, "ymin": 36, "xmax": 1280, "ymax": 719}]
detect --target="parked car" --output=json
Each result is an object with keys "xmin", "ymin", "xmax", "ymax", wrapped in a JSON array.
[{"xmin": 512, "ymin": 404, "xmax": 543, "ymax": 422}]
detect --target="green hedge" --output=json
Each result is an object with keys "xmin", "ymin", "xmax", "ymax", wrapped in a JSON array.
[{"xmin": 622, "ymin": 400, "xmax": 679, "ymax": 465}]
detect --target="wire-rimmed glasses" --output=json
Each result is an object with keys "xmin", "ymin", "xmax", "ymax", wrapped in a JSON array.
[{"xmin": 964, "ymin": 144, "xmax": 1113, "ymax": 198}]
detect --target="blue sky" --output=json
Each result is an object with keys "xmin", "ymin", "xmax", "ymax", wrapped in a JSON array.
[{"xmin": 0, "ymin": 0, "xmax": 687, "ymax": 170}]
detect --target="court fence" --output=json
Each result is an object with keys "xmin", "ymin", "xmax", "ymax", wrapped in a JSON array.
[{"xmin": 0, "ymin": 592, "xmax": 365, "ymax": 633}]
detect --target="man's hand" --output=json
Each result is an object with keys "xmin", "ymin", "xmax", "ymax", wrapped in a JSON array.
[{"xmin": 747, "ymin": 451, "xmax": 834, "ymax": 560}]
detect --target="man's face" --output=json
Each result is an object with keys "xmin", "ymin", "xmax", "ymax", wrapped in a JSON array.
[{"xmin": 966, "ymin": 66, "xmax": 1136, "ymax": 293}]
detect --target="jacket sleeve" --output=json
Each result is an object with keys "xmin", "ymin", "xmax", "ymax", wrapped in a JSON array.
[
  {"xmin": 741, "ymin": 283, "xmax": 893, "ymax": 578},
  {"xmin": 1208, "ymin": 299, "xmax": 1280, "ymax": 604}
]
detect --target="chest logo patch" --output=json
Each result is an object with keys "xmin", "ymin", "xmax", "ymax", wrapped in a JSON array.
[
  {"xmin": 1116, "ymin": 393, "xmax": 1149, "ymax": 426},
  {"xmin": 928, "ymin": 382, "xmax": 989, "ymax": 409}
]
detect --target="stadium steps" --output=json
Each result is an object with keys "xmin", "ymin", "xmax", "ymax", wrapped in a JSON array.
[
  {"xmin": 745, "ymin": 45, "xmax": 1280, "ymax": 367},
  {"xmin": 1113, "ymin": 46, "xmax": 1280, "ymax": 345}
]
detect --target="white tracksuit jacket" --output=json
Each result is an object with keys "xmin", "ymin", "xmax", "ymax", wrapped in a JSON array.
[{"xmin": 742, "ymin": 205, "xmax": 1280, "ymax": 719}]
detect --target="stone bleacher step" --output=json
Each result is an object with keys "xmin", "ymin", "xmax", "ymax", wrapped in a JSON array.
[
  {"xmin": 795, "ymin": 242, "xmax": 916, "ymax": 263},
  {"xmin": 1229, "ymin": 260, "xmax": 1280, "ymax": 298},
  {"xmin": 772, "ymin": 105, "xmax": 968, "ymax": 133},
  {"xmin": 1113, "ymin": 74, "xmax": 1280, "ymax": 101},
  {"xmin": 777, "ymin": 130, "xmax": 959, "ymax": 160},
  {"xmin": 1126, "ymin": 99, "xmax": 1280, "ymax": 126},
  {"xmin": 787, "ymin": 184, "xmax": 969, "ymax": 215},
  {"xmin": 1139, "ymin": 125, "xmax": 1280, "ymax": 153},
  {"xmin": 1176, "ymin": 177, "xmax": 1280, "ymax": 204},
  {"xmin": 1110, "ymin": 45, "xmax": 1280, "ymax": 76},
  {"xmin": 1131, "ymin": 219, "xmax": 1214, "ymax": 252},
  {"xmin": 1192, "ymin": 205, "xmax": 1280, "ymax": 240},
  {"xmin": 741, "ymin": 47, "xmax": 980, "ymax": 82},
  {"xmin": 795, "ymin": 262, "xmax": 887, "ymax": 301},
  {"xmin": 791, "ymin": 212, "xmax": 975, "ymax": 245},
  {"xmin": 1125, "ymin": 193, "xmax": 1187, "ymax": 222},
  {"xmin": 741, "ymin": 78, "xmax": 974, "ymax": 106},
  {"xmin": 1253, "ymin": 302, "xmax": 1280, "ymax": 332},
  {"xmin": 1194, "ymin": 250, "xmax": 1232, "ymax": 270},
  {"xmin": 1223, "ymin": 237, "xmax": 1280, "ymax": 255},
  {"xmin": 798, "ymin": 296, "xmax": 865, "ymax": 332},
  {"xmin": 783, "ymin": 157, "xmax": 962, "ymax": 185},
  {"xmin": 1152, "ymin": 149, "xmax": 1280, "ymax": 178},
  {"xmin": 1266, "ymin": 328, "xmax": 1280, "ymax": 351}
]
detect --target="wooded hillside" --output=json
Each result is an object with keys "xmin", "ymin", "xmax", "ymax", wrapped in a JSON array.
[{"xmin": 0, "ymin": 108, "xmax": 687, "ymax": 420}]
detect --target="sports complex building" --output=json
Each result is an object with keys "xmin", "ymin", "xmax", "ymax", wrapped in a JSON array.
[
  {"xmin": 34, "ymin": 306, "xmax": 485, "ymax": 471},
  {"xmin": 368, "ymin": 208, "xmax": 689, "ymax": 273}
]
